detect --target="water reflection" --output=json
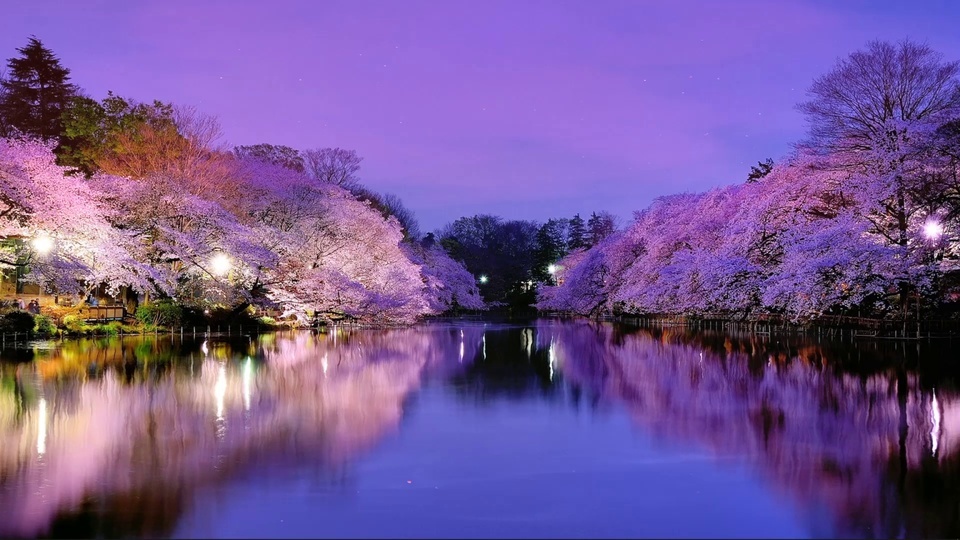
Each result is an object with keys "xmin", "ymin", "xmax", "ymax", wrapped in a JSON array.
[{"xmin": 0, "ymin": 322, "xmax": 957, "ymax": 538}]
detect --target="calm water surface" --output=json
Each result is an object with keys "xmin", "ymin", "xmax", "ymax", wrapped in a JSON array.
[{"xmin": 0, "ymin": 319, "xmax": 957, "ymax": 538}]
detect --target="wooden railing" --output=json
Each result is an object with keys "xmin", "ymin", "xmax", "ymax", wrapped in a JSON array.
[{"xmin": 77, "ymin": 306, "xmax": 125, "ymax": 322}]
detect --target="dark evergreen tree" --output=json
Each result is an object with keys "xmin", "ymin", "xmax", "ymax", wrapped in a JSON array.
[
  {"xmin": 533, "ymin": 218, "xmax": 568, "ymax": 283},
  {"xmin": 437, "ymin": 215, "xmax": 538, "ymax": 306},
  {"xmin": 586, "ymin": 211, "xmax": 617, "ymax": 247},
  {"xmin": 567, "ymin": 213, "xmax": 587, "ymax": 250},
  {"xmin": 746, "ymin": 158, "xmax": 774, "ymax": 183},
  {"xmin": 0, "ymin": 37, "xmax": 78, "ymax": 139}
]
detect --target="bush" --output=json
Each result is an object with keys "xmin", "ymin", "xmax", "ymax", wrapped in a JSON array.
[
  {"xmin": 62, "ymin": 314, "xmax": 92, "ymax": 335},
  {"xmin": 33, "ymin": 314, "xmax": 57, "ymax": 337},
  {"xmin": 135, "ymin": 300, "xmax": 183, "ymax": 328},
  {"xmin": 94, "ymin": 321, "xmax": 123, "ymax": 336},
  {"xmin": 0, "ymin": 311, "xmax": 35, "ymax": 334}
]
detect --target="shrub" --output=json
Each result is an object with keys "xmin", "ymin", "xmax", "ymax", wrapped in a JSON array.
[
  {"xmin": 33, "ymin": 315, "xmax": 57, "ymax": 337},
  {"xmin": 135, "ymin": 300, "xmax": 183, "ymax": 328},
  {"xmin": 62, "ymin": 314, "xmax": 92, "ymax": 335},
  {"xmin": 0, "ymin": 311, "xmax": 35, "ymax": 334},
  {"xmin": 96, "ymin": 321, "xmax": 123, "ymax": 336}
]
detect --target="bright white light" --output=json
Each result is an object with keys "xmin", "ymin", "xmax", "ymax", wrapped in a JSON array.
[
  {"xmin": 32, "ymin": 235, "xmax": 54, "ymax": 255},
  {"xmin": 478, "ymin": 275, "xmax": 488, "ymax": 284},
  {"xmin": 37, "ymin": 398, "xmax": 48, "ymax": 456},
  {"xmin": 548, "ymin": 339, "xmax": 555, "ymax": 381},
  {"xmin": 924, "ymin": 220, "xmax": 944, "ymax": 240},
  {"xmin": 215, "ymin": 364, "xmax": 227, "ymax": 420},
  {"xmin": 547, "ymin": 264, "xmax": 557, "ymax": 275},
  {"xmin": 932, "ymin": 391, "xmax": 941, "ymax": 456},
  {"xmin": 242, "ymin": 357, "xmax": 253, "ymax": 411},
  {"xmin": 201, "ymin": 340, "xmax": 209, "ymax": 356},
  {"xmin": 211, "ymin": 252, "xmax": 232, "ymax": 276},
  {"xmin": 321, "ymin": 353, "xmax": 329, "ymax": 375}
]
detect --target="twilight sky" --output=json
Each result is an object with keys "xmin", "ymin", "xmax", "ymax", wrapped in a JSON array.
[{"xmin": 3, "ymin": 0, "xmax": 960, "ymax": 232}]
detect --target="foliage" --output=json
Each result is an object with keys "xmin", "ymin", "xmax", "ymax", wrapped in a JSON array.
[
  {"xmin": 58, "ymin": 92, "xmax": 178, "ymax": 177},
  {"xmin": 0, "ymin": 311, "xmax": 34, "ymax": 333},
  {"xmin": 135, "ymin": 300, "xmax": 183, "ymax": 328},
  {"xmin": 233, "ymin": 143, "xmax": 304, "ymax": 172},
  {"xmin": 567, "ymin": 213, "xmax": 587, "ymax": 250},
  {"xmin": 32, "ymin": 314, "xmax": 56, "ymax": 337},
  {"xmin": 437, "ymin": 214, "xmax": 539, "ymax": 306},
  {"xmin": 0, "ymin": 37, "xmax": 77, "ymax": 139},
  {"xmin": 746, "ymin": 158, "xmax": 774, "ymax": 183}
]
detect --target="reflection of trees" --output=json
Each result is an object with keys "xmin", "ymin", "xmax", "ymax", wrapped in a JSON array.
[
  {"xmin": 547, "ymin": 320, "xmax": 960, "ymax": 539},
  {"xmin": 0, "ymin": 327, "xmax": 481, "ymax": 538},
  {"xmin": 450, "ymin": 325, "xmax": 566, "ymax": 403}
]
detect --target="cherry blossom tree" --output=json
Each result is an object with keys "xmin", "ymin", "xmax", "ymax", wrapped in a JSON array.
[{"xmin": 0, "ymin": 137, "xmax": 154, "ymax": 296}]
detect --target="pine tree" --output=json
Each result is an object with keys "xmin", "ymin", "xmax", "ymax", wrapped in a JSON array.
[
  {"xmin": 567, "ymin": 213, "xmax": 587, "ymax": 250},
  {"xmin": 587, "ymin": 211, "xmax": 616, "ymax": 247},
  {"xmin": 0, "ymin": 37, "xmax": 78, "ymax": 139}
]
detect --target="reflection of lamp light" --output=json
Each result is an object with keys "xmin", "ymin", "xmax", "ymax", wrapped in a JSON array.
[
  {"xmin": 211, "ymin": 252, "xmax": 232, "ymax": 276},
  {"xmin": 215, "ymin": 364, "xmax": 227, "ymax": 420},
  {"xmin": 37, "ymin": 398, "xmax": 47, "ymax": 456},
  {"xmin": 242, "ymin": 357, "xmax": 253, "ymax": 411},
  {"xmin": 32, "ymin": 235, "xmax": 54, "ymax": 255}
]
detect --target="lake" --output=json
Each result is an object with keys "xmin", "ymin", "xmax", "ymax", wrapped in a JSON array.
[{"xmin": 0, "ymin": 319, "xmax": 957, "ymax": 538}]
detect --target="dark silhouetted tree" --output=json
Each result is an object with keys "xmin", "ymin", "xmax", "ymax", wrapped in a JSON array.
[
  {"xmin": 233, "ymin": 143, "xmax": 304, "ymax": 172},
  {"xmin": 302, "ymin": 147, "xmax": 362, "ymax": 189},
  {"xmin": 533, "ymin": 218, "xmax": 568, "ymax": 282},
  {"xmin": 0, "ymin": 37, "xmax": 78, "ymax": 139},
  {"xmin": 438, "ymin": 215, "xmax": 538, "ymax": 306},
  {"xmin": 746, "ymin": 158, "xmax": 774, "ymax": 183},
  {"xmin": 587, "ymin": 211, "xmax": 617, "ymax": 247},
  {"xmin": 567, "ymin": 213, "xmax": 587, "ymax": 250}
]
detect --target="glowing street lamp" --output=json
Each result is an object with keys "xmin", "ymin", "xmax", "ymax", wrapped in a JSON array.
[
  {"xmin": 478, "ymin": 274, "xmax": 488, "ymax": 284},
  {"xmin": 923, "ymin": 219, "xmax": 944, "ymax": 241},
  {"xmin": 31, "ymin": 235, "xmax": 54, "ymax": 255},
  {"xmin": 547, "ymin": 264, "xmax": 557, "ymax": 275},
  {"xmin": 211, "ymin": 252, "xmax": 232, "ymax": 276}
]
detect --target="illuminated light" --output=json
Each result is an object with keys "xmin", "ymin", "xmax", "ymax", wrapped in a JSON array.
[
  {"xmin": 242, "ymin": 357, "xmax": 253, "ymax": 411},
  {"xmin": 215, "ymin": 364, "xmax": 227, "ymax": 421},
  {"xmin": 478, "ymin": 275, "xmax": 488, "ymax": 284},
  {"xmin": 548, "ymin": 339, "xmax": 555, "ymax": 381},
  {"xmin": 211, "ymin": 252, "xmax": 232, "ymax": 276},
  {"xmin": 201, "ymin": 340, "xmax": 209, "ymax": 356},
  {"xmin": 482, "ymin": 333, "xmax": 486, "ymax": 360},
  {"xmin": 932, "ymin": 391, "xmax": 941, "ymax": 456},
  {"xmin": 32, "ymin": 235, "xmax": 54, "ymax": 255},
  {"xmin": 459, "ymin": 339, "xmax": 464, "ymax": 363},
  {"xmin": 547, "ymin": 264, "xmax": 557, "ymax": 275},
  {"xmin": 322, "ymin": 353, "xmax": 329, "ymax": 375},
  {"xmin": 923, "ymin": 220, "xmax": 944, "ymax": 240},
  {"xmin": 37, "ymin": 398, "xmax": 48, "ymax": 456}
]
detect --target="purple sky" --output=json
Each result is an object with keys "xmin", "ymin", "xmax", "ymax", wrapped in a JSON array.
[{"xmin": 3, "ymin": 0, "xmax": 960, "ymax": 232}]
